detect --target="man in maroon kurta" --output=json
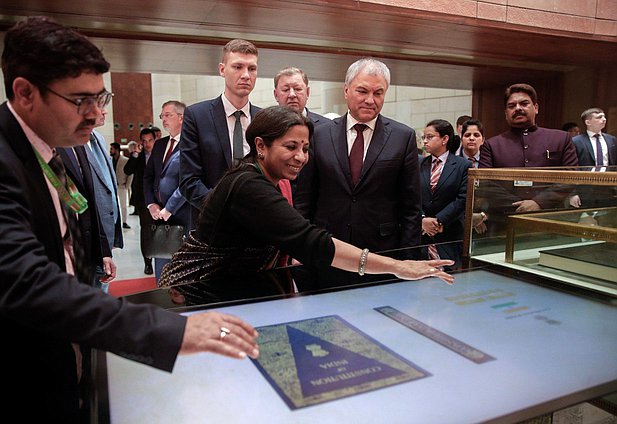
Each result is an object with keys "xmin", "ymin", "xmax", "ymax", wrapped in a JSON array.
[{"xmin": 479, "ymin": 83, "xmax": 578, "ymax": 212}]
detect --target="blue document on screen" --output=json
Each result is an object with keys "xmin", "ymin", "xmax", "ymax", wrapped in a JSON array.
[{"xmin": 250, "ymin": 315, "xmax": 430, "ymax": 409}]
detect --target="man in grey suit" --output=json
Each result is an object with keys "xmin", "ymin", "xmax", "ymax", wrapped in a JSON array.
[
  {"xmin": 84, "ymin": 112, "xmax": 123, "ymax": 290},
  {"xmin": 294, "ymin": 58, "xmax": 421, "ymax": 289},
  {"xmin": 180, "ymin": 39, "xmax": 260, "ymax": 227}
]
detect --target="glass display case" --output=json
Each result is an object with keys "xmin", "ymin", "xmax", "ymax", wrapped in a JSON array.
[
  {"xmin": 464, "ymin": 166, "xmax": 617, "ymax": 298},
  {"xmin": 92, "ymin": 167, "xmax": 617, "ymax": 423},
  {"xmin": 94, "ymin": 249, "xmax": 617, "ymax": 423}
]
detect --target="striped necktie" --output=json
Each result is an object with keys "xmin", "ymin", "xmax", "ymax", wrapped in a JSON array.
[
  {"xmin": 430, "ymin": 158, "xmax": 443, "ymax": 192},
  {"xmin": 48, "ymin": 151, "xmax": 87, "ymax": 280}
]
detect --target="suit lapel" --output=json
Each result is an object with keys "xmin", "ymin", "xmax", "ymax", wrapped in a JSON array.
[
  {"xmin": 331, "ymin": 115, "xmax": 353, "ymax": 188},
  {"xmin": 360, "ymin": 116, "xmax": 389, "ymax": 184},
  {"xmin": 161, "ymin": 149, "xmax": 179, "ymax": 177},
  {"xmin": 583, "ymin": 134, "xmax": 596, "ymax": 163},
  {"xmin": 211, "ymin": 96, "xmax": 232, "ymax": 166},
  {"xmin": 0, "ymin": 103, "xmax": 64, "ymax": 261},
  {"xmin": 420, "ymin": 156, "xmax": 432, "ymax": 189},
  {"xmin": 433, "ymin": 154, "xmax": 456, "ymax": 194},
  {"xmin": 87, "ymin": 133, "xmax": 116, "ymax": 193},
  {"xmin": 607, "ymin": 135, "xmax": 617, "ymax": 165}
]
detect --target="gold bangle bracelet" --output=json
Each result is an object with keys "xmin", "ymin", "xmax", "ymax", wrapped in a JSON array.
[{"xmin": 358, "ymin": 248, "xmax": 369, "ymax": 276}]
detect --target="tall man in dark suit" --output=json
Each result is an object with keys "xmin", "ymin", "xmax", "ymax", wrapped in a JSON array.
[
  {"xmin": 180, "ymin": 39, "xmax": 260, "ymax": 227},
  {"xmin": 0, "ymin": 16, "xmax": 259, "ymax": 421},
  {"xmin": 294, "ymin": 58, "xmax": 421, "ymax": 289},
  {"xmin": 125, "ymin": 127, "xmax": 156, "ymax": 274},
  {"xmin": 570, "ymin": 107, "xmax": 617, "ymax": 209},
  {"xmin": 145, "ymin": 100, "xmax": 192, "ymax": 280}
]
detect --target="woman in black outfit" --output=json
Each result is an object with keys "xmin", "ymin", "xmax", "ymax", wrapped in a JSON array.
[{"xmin": 160, "ymin": 106, "xmax": 454, "ymax": 304}]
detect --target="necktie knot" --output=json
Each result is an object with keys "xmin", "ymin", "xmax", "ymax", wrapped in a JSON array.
[{"xmin": 353, "ymin": 123, "xmax": 367, "ymax": 134}]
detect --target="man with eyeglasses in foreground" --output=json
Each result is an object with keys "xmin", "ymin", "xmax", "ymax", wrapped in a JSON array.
[{"xmin": 0, "ymin": 16, "xmax": 259, "ymax": 422}]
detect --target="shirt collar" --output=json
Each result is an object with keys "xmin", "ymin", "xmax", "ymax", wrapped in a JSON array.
[
  {"xmin": 511, "ymin": 124, "xmax": 538, "ymax": 134},
  {"xmin": 346, "ymin": 112, "xmax": 377, "ymax": 132},
  {"xmin": 7, "ymin": 101, "xmax": 54, "ymax": 162},
  {"xmin": 462, "ymin": 150, "xmax": 479, "ymax": 161},
  {"xmin": 435, "ymin": 151, "xmax": 449, "ymax": 163},
  {"xmin": 222, "ymin": 93, "xmax": 250, "ymax": 118},
  {"xmin": 587, "ymin": 130, "xmax": 602, "ymax": 139}
]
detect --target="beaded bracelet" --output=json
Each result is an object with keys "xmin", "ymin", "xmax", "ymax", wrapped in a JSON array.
[{"xmin": 358, "ymin": 248, "xmax": 370, "ymax": 276}]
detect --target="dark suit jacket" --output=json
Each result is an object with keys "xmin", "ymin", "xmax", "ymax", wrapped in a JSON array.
[
  {"xmin": 124, "ymin": 150, "xmax": 147, "ymax": 211},
  {"xmin": 144, "ymin": 137, "xmax": 192, "ymax": 229},
  {"xmin": 572, "ymin": 132, "xmax": 617, "ymax": 166},
  {"xmin": 419, "ymin": 153, "xmax": 471, "ymax": 242},
  {"xmin": 0, "ymin": 103, "xmax": 185, "ymax": 421},
  {"xmin": 571, "ymin": 132, "xmax": 617, "ymax": 207},
  {"xmin": 294, "ymin": 113, "xmax": 421, "ymax": 252},
  {"xmin": 180, "ymin": 95, "xmax": 260, "ymax": 212},
  {"xmin": 57, "ymin": 146, "xmax": 111, "ymax": 284},
  {"xmin": 307, "ymin": 109, "xmax": 327, "ymax": 127}
]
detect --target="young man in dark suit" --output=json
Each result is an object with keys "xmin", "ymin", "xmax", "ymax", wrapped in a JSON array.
[
  {"xmin": 570, "ymin": 107, "xmax": 617, "ymax": 209},
  {"xmin": 571, "ymin": 108, "xmax": 616, "ymax": 167},
  {"xmin": 180, "ymin": 39, "xmax": 261, "ymax": 227},
  {"xmin": 0, "ymin": 16, "xmax": 259, "ymax": 421},
  {"xmin": 294, "ymin": 58, "xmax": 421, "ymax": 289},
  {"xmin": 124, "ymin": 127, "xmax": 156, "ymax": 274}
]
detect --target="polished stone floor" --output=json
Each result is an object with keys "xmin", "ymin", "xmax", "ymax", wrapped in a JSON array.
[{"xmin": 113, "ymin": 207, "xmax": 150, "ymax": 282}]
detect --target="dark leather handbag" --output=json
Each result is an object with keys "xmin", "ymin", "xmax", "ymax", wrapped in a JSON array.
[{"xmin": 143, "ymin": 224, "xmax": 185, "ymax": 259}]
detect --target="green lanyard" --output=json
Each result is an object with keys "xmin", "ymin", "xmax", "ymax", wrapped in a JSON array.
[{"xmin": 34, "ymin": 149, "xmax": 88, "ymax": 214}]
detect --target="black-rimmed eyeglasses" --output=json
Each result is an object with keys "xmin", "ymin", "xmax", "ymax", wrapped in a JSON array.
[{"xmin": 45, "ymin": 86, "xmax": 113, "ymax": 115}]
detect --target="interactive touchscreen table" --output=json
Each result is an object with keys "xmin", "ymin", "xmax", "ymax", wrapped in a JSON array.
[{"xmin": 100, "ymin": 269, "xmax": 617, "ymax": 423}]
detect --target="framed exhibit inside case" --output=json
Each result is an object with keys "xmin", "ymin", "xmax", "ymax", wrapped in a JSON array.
[
  {"xmin": 93, "ymin": 247, "xmax": 617, "ymax": 423},
  {"xmin": 464, "ymin": 166, "xmax": 617, "ymax": 298}
]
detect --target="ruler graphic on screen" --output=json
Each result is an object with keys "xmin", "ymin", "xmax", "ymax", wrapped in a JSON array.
[{"xmin": 375, "ymin": 306, "xmax": 496, "ymax": 364}]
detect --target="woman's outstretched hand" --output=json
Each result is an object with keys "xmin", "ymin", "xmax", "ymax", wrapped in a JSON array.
[{"xmin": 393, "ymin": 259, "xmax": 455, "ymax": 285}]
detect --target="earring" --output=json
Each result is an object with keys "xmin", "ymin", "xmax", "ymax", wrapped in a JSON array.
[{"xmin": 257, "ymin": 151, "xmax": 264, "ymax": 159}]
